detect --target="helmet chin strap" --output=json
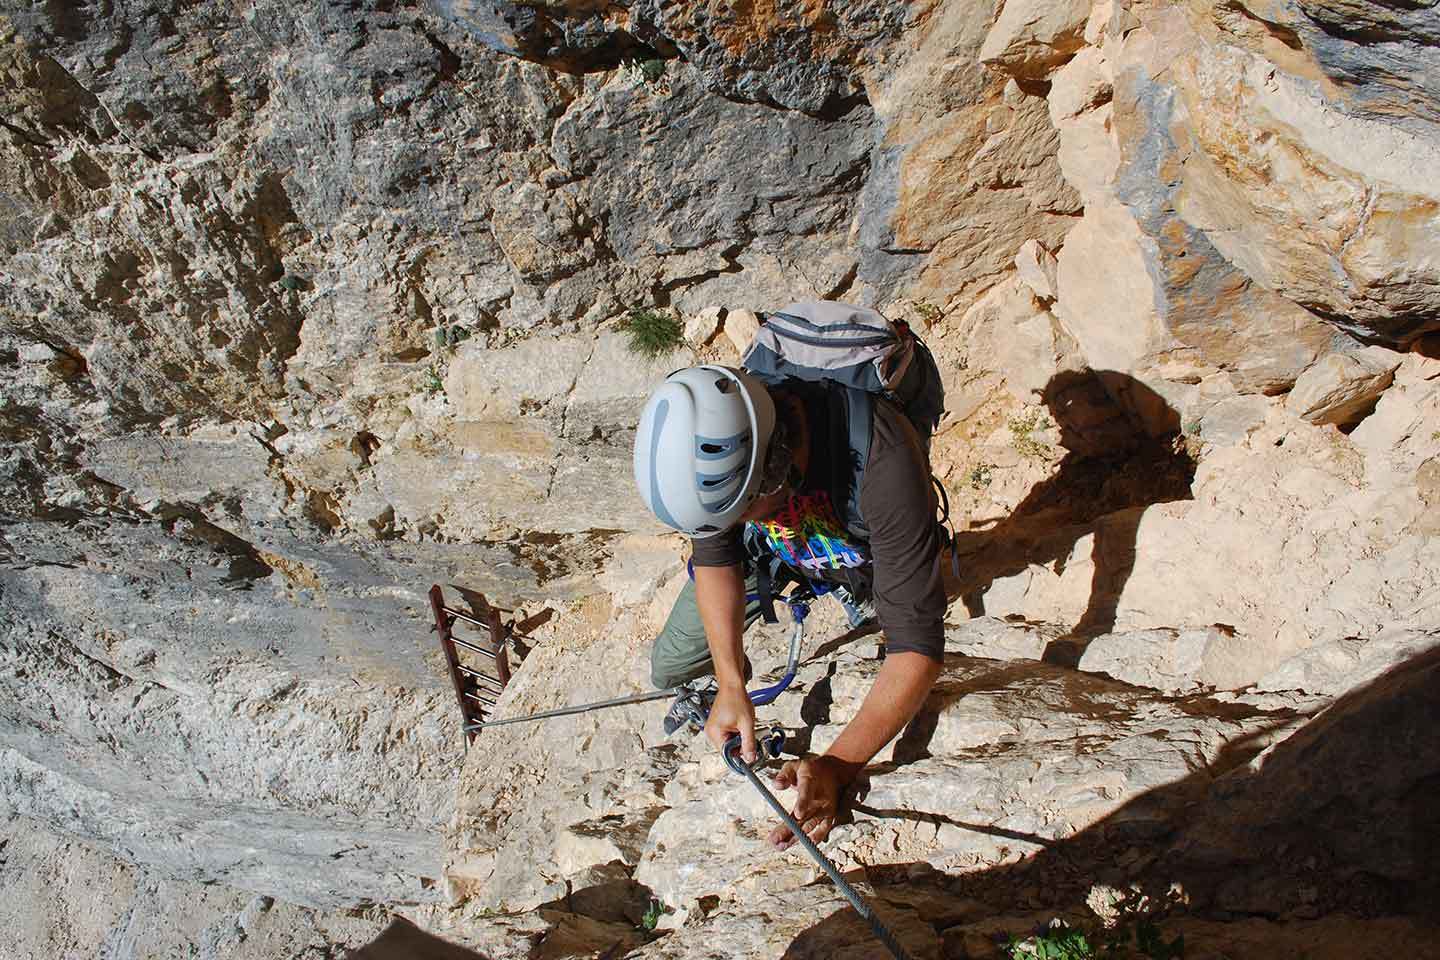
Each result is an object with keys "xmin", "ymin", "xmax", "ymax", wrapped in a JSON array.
[
  {"xmin": 755, "ymin": 420, "xmax": 793, "ymax": 498},
  {"xmin": 754, "ymin": 391, "xmax": 811, "ymax": 500}
]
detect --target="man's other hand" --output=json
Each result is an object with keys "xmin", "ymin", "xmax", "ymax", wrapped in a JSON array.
[
  {"xmin": 766, "ymin": 755, "xmax": 858, "ymax": 850},
  {"xmin": 704, "ymin": 684, "xmax": 757, "ymax": 761}
]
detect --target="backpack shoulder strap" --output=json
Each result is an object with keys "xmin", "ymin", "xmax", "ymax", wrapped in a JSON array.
[{"xmin": 834, "ymin": 387, "xmax": 873, "ymax": 542}]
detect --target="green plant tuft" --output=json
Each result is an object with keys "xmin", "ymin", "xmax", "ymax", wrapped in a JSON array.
[
  {"xmin": 1006, "ymin": 915, "xmax": 1185, "ymax": 960},
  {"xmin": 620, "ymin": 307, "xmax": 684, "ymax": 359},
  {"xmin": 639, "ymin": 897, "xmax": 671, "ymax": 933},
  {"xmin": 434, "ymin": 324, "xmax": 472, "ymax": 352},
  {"xmin": 1009, "ymin": 409, "xmax": 1053, "ymax": 460},
  {"xmin": 620, "ymin": 58, "xmax": 671, "ymax": 94},
  {"xmin": 913, "ymin": 299, "xmax": 943, "ymax": 326},
  {"xmin": 968, "ymin": 463, "xmax": 994, "ymax": 489},
  {"xmin": 1008, "ymin": 923, "xmax": 1095, "ymax": 959},
  {"xmin": 423, "ymin": 364, "xmax": 445, "ymax": 397}
]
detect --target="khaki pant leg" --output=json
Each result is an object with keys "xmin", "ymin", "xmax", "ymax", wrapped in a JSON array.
[{"xmin": 649, "ymin": 572, "xmax": 764, "ymax": 689}]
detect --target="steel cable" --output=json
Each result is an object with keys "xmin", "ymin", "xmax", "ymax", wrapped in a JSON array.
[{"xmin": 724, "ymin": 738, "xmax": 914, "ymax": 960}]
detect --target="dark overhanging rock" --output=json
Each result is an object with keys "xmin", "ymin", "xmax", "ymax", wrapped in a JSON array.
[{"xmin": 428, "ymin": 0, "xmax": 680, "ymax": 75}]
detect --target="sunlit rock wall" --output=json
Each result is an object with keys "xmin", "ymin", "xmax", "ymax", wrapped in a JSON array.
[{"xmin": 1, "ymin": 0, "xmax": 1438, "ymax": 950}]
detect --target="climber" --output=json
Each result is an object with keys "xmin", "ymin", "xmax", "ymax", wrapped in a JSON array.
[{"xmin": 632, "ymin": 302, "xmax": 948, "ymax": 852}]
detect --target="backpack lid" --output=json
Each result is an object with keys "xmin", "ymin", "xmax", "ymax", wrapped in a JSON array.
[{"xmin": 742, "ymin": 301, "xmax": 914, "ymax": 395}]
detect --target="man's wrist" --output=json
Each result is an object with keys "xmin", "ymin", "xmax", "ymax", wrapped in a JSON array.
[
  {"xmin": 815, "ymin": 753, "xmax": 865, "ymax": 784},
  {"xmin": 714, "ymin": 667, "xmax": 747, "ymax": 692}
]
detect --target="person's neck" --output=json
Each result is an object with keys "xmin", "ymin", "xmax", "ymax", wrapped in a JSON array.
[{"xmin": 776, "ymin": 390, "xmax": 810, "ymax": 479}]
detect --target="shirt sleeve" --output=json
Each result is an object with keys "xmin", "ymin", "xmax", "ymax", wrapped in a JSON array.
[
  {"xmin": 860, "ymin": 403, "xmax": 946, "ymax": 661},
  {"xmin": 690, "ymin": 526, "xmax": 744, "ymax": 567}
]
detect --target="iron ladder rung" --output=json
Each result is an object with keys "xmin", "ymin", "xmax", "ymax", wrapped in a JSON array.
[
  {"xmin": 450, "ymin": 636, "xmax": 499, "ymax": 659},
  {"xmin": 458, "ymin": 664, "xmax": 504, "ymax": 688},
  {"xmin": 443, "ymin": 606, "xmax": 507, "ymax": 633}
]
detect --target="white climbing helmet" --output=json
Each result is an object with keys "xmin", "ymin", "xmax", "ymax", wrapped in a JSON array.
[{"xmin": 633, "ymin": 365, "xmax": 777, "ymax": 538}]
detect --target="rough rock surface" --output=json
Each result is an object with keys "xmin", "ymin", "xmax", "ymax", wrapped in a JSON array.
[
  {"xmin": 3, "ymin": 0, "xmax": 1440, "ymax": 955},
  {"xmin": 0, "ymin": 816, "xmax": 392, "ymax": 959},
  {"xmin": 979, "ymin": 0, "xmax": 1093, "ymax": 79},
  {"xmin": 1285, "ymin": 345, "xmax": 1404, "ymax": 426}
]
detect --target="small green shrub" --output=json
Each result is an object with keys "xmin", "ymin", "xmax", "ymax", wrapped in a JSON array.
[
  {"xmin": 968, "ymin": 463, "xmax": 994, "ymax": 489},
  {"xmin": 620, "ymin": 307, "xmax": 684, "ymax": 358},
  {"xmin": 620, "ymin": 58, "xmax": 671, "ymax": 94},
  {"xmin": 1009, "ymin": 409, "xmax": 1053, "ymax": 460},
  {"xmin": 1007, "ymin": 923, "xmax": 1096, "ymax": 959},
  {"xmin": 423, "ymin": 364, "xmax": 445, "ymax": 397},
  {"xmin": 1007, "ymin": 917, "xmax": 1184, "ymax": 960},
  {"xmin": 433, "ymin": 324, "xmax": 472, "ymax": 352},
  {"xmin": 913, "ymin": 300, "xmax": 943, "ymax": 326},
  {"xmin": 639, "ymin": 897, "xmax": 671, "ymax": 933}
]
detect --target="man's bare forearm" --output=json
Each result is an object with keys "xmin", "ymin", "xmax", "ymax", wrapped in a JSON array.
[
  {"xmin": 822, "ymin": 651, "xmax": 942, "ymax": 776},
  {"xmin": 694, "ymin": 564, "xmax": 747, "ymax": 689}
]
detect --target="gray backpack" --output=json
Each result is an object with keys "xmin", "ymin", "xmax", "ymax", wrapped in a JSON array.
[
  {"xmin": 741, "ymin": 301, "xmax": 950, "ymax": 546},
  {"xmin": 742, "ymin": 301, "xmax": 945, "ymax": 451}
]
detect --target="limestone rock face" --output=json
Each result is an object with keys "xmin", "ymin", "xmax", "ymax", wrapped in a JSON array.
[
  {"xmin": 3, "ymin": 0, "xmax": 1440, "ymax": 954},
  {"xmin": 1285, "ymin": 346, "xmax": 1404, "ymax": 426},
  {"xmin": 0, "ymin": 817, "xmax": 392, "ymax": 959},
  {"xmin": 433, "ymin": 597, "xmax": 1438, "ymax": 958},
  {"xmin": 979, "ymin": 0, "xmax": 1094, "ymax": 79},
  {"xmin": 549, "ymin": 71, "xmax": 876, "ymax": 315},
  {"xmin": 1042, "ymin": 0, "xmax": 1440, "ymax": 417},
  {"xmin": 1161, "ymin": 21, "xmax": 1440, "ymax": 345},
  {"xmin": 1014, "ymin": 239, "xmax": 1059, "ymax": 303},
  {"xmin": 723, "ymin": 309, "xmax": 762, "ymax": 354},
  {"xmin": 959, "ymin": 354, "xmax": 1440, "ymax": 693},
  {"xmin": 0, "ymin": 508, "xmax": 470, "ymax": 909},
  {"xmin": 1167, "ymin": 648, "xmax": 1440, "ymax": 919}
]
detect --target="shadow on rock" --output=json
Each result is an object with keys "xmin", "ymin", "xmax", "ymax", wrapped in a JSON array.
[
  {"xmin": 786, "ymin": 646, "xmax": 1440, "ymax": 957},
  {"xmin": 350, "ymin": 918, "xmax": 490, "ymax": 960},
  {"xmin": 888, "ymin": 661, "xmax": 1039, "ymax": 765},
  {"xmin": 529, "ymin": 868, "xmax": 659, "ymax": 959},
  {"xmin": 782, "ymin": 901, "xmax": 941, "ymax": 959},
  {"xmin": 951, "ymin": 370, "xmax": 1196, "ymax": 667}
]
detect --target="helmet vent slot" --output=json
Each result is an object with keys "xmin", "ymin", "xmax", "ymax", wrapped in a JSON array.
[
  {"xmin": 696, "ymin": 524, "xmax": 718, "ymax": 533},
  {"xmin": 700, "ymin": 442, "xmax": 727, "ymax": 454}
]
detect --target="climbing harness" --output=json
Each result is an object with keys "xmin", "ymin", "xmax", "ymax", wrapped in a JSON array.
[{"xmin": 722, "ymin": 735, "xmax": 914, "ymax": 960}]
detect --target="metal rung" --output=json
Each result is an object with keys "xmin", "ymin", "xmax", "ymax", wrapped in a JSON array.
[
  {"xmin": 450, "ymin": 637, "xmax": 498, "ymax": 659},
  {"xmin": 443, "ymin": 606, "xmax": 506, "ymax": 632},
  {"xmin": 432, "ymin": 584, "xmax": 516, "ymax": 744},
  {"xmin": 458, "ymin": 665, "xmax": 504, "ymax": 687}
]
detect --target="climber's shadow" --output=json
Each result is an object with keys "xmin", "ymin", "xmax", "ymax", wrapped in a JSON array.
[
  {"xmin": 949, "ymin": 370, "xmax": 1195, "ymax": 667},
  {"xmin": 783, "ymin": 645, "xmax": 1440, "ymax": 957}
]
